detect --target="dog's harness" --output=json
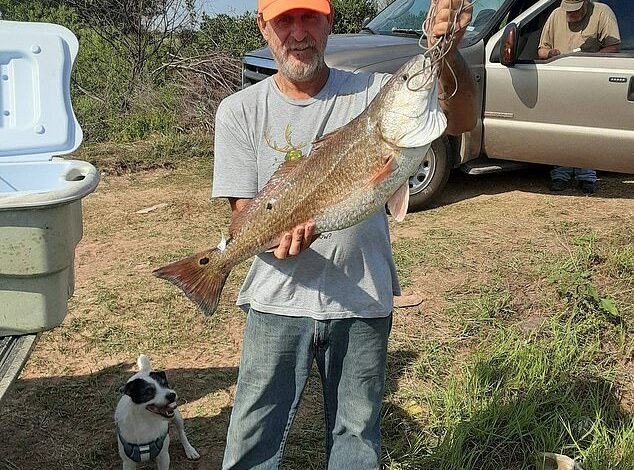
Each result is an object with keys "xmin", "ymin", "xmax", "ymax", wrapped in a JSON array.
[{"xmin": 117, "ymin": 426, "xmax": 168, "ymax": 463}]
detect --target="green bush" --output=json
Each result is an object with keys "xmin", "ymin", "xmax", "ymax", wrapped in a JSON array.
[
  {"xmin": 74, "ymin": 81, "xmax": 180, "ymax": 143},
  {"xmin": 197, "ymin": 12, "xmax": 264, "ymax": 57},
  {"xmin": 0, "ymin": 2, "xmax": 381, "ymax": 144},
  {"xmin": 0, "ymin": 0, "xmax": 81, "ymax": 27},
  {"xmin": 332, "ymin": 0, "xmax": 377, "ymax": 34}
]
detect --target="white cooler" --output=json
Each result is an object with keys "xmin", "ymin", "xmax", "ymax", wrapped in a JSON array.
[{"xmin": 0, "ymin": 20, "xmax": 100, "ymax": 335}]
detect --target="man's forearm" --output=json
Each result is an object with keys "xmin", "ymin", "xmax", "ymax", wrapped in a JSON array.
[
  {"xmin": 537, "ymin": 47, "xmax": 550, "ymax": 60},
  {"xmin": 439, "ymin": 50, "xmax": 477, "ymax": 135}
]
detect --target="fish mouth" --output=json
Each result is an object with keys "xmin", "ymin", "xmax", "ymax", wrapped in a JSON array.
[{"xmin": 146, "ymin": 402, "xmax": 177, "ymax": 419}]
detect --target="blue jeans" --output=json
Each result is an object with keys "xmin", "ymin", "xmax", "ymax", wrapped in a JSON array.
[
  {"xmin": 550, "ymin": 166, "xmax": 597, "ymax": 183},
  {"xmin": 222, "ymin": 309, "xmax": 392, "ymax": 470}
]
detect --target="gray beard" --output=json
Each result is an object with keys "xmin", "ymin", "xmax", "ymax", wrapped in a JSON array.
[{"xmin": 273, "ymin": 47, "xmax": 326, "ymax": 83}]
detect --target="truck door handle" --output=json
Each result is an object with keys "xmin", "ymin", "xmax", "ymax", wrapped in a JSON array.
[{"xmin": 629, "ymin": 77, "xmax": 634, "ymax": 102}]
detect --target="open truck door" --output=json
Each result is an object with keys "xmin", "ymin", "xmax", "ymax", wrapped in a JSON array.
[{"xmin": 482, "ymin": 0, "xmax": 634, "ymax": 173}]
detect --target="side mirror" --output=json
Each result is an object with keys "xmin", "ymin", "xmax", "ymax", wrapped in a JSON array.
[
  {"xmin": 361, "ymin": 16, "xmax": 371, "ymax": 28},
  {"xmin": 500, "ymin": 23, "xmax": 518, "ymax": 67}
]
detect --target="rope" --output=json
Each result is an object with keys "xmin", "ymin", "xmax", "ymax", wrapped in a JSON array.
[{"xmin": 406, "ymin": 0, "xmax": 476, "ymax": 100}]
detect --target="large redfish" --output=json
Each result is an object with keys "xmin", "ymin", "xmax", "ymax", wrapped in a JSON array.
[{"xmin": 154, "ymin": 54, "xmax": 447, "ymax": 315}]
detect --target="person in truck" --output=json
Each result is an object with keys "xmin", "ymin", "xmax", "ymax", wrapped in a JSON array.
[{"xmin": 537, "ymin": 0, "xmax": 620, "ymax": 194}]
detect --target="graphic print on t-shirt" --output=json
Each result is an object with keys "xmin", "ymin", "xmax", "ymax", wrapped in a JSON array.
[{"xmin": 264, "ymin": 123, "xmax": 307, "ymax": 162}]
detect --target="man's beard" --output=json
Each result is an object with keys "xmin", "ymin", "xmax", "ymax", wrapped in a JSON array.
[{"xmin": 272, "ymin": 38, "xmax": 326, "ymax": 82}]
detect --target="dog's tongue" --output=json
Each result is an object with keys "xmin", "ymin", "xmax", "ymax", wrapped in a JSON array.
[{"xmin": 146, "ymin": 404, "xmax": 176, "ymax": 418}]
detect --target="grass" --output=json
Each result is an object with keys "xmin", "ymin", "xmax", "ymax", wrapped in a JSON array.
[
  {"xmin": 0, "ymin": 154, "xmax": 632, "ymax": 469},
  {"xmin": 382, "ymin": 226, "xmax": 634, "ymax": 470},
  {"xmin": 73, "ymin": 133, "xmax": 215, "ymax": 176}
]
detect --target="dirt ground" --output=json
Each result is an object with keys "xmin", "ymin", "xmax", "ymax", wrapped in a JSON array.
[{"xmin": 0, "ymin": 164, "xmax": 632, "ymax": 469}]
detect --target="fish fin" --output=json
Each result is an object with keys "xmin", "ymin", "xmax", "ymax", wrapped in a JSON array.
[
  {"xmin": 310, "ymin": 128, "xmax": 345, "ymax": 153},
  {"xmin": 263, "ymin": 236, "xmax": 282, "ymax": 252},
  {"xmin": 137, "ymin": 354, "xmax": 152, "ymax": 371},
  {"xmin": 387, "ymin": 182, "xmax": 409, "ymax": 222},
  {"xmin": 368, "ymin": 155, "xmax": 398, "ymax": 187},
  {"xmin": 229, "ymin": 159, "xmax": 303, "ymax": 237},
  {"xmin": 153, "ymin": 250, "xmax": 229, "ymax": 316},
  {"xmin": 217, "ymin": 232, "xmax": 227, "ymax": 251}
]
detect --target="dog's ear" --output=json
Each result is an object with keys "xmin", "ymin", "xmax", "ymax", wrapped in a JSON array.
[
  {"xmin": 123, "ymin": 378, "xmax": 156, "ymax": 404},
  {"xmin": 149, "ymin": 371, "xmax": 169, "ymax": 388}
]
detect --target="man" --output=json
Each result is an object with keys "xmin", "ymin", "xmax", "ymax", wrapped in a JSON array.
[
  {"xmin": 212, "ymin": 1, "xmax": 476, "ymax": 468},
  {"xmin": 538, "ymin": 0, "xmax": 620, "ymax": 194}
]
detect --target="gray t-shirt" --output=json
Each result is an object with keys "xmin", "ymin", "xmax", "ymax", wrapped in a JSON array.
[{"xmin": 212, "ymin": 68, "xmax": 400, "ymax": 320}]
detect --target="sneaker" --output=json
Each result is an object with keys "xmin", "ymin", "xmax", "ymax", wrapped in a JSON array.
[
  {"xmin": 579, "ymin": 181, "xmax": 596, "ymax": 194},
  {"xmin": 550, "ymin": 179, "xmax": 567, "ymax": 191}
]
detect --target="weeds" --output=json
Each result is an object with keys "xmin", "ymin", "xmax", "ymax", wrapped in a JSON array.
[
  {"xmin": 74, "ymin": 134, "xmax": 214, "ymax": 175},
  {"xmin": 392, "ymin": 228, "xmax": 466, "ymax": 287},
  {"xmin": 384, "ymin": 226, "xmax": 633, "ymax": 470},
  {"xmin": 1, "ymin": 156, "xmax": 631, "ymax": 468}
]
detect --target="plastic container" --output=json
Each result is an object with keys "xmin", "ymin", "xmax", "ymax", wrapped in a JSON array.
[{"xmin": 0, "ymin": 20, "xmax": 99, "ymax": 335}]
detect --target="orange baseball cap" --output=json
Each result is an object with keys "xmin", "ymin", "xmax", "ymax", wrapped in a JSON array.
[{"xmin": 258, "ymin": 0, "xmax": 331, "ymax": 21}]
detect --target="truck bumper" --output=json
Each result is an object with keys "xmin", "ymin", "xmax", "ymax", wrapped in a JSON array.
[{"xmin": 0, "ymin": 334, "xmax": 38, "ymax": 404}]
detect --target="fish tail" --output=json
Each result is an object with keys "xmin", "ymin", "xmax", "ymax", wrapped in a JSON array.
[{"xmin": 153, "ymin": 249, "xmax": 230, "ymax": 316}]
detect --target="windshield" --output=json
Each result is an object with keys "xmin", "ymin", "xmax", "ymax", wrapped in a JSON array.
[{"xmin": 366, "ymin": 0, "xmax": 508, "ymax": 42}]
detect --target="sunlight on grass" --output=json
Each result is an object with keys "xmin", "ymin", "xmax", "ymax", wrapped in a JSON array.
[
  {"xmin": 382, "ymin": 227, "xmax": 634, "ymax": 470},
  {"xmin": 392, "ymin": 229, "xmax": 467, "ymax": 287},
  {"xmin": 2, "ymin": 152, "xmax": 631, "ymax": 469}
]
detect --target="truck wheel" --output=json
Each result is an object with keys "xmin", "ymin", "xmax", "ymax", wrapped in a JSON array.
[{"xmin": 407, "ymin": 137, "xmax": 452, "ymax": 212}]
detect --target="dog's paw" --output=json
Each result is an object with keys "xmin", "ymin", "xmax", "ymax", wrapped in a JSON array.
[{"xmin": 184, "ymin": 445, "xmax": 200, "ymax": 460}]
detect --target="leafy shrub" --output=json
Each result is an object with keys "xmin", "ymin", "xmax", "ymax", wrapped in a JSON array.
[
  {"xmin": 197, "ymin": 12, "xmax": 264, "ymax": 57},
  {"xmin": 0, "ymin": 2, "xmax": 382, "ymax": 143},
  {"xmin": 332, "ymin": 0, "xmax": 377, "ymax": 34},
  {"xmin": 0, "ymin": 0, "xmax": 81, "ymax": 27}
]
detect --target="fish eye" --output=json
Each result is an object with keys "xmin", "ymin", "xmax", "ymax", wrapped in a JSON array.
[{"xmin": 402, "ymin": 73, "xmax": 409, "ymax": 81}]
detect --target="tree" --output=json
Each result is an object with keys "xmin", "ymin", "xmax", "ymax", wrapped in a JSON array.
[
  {"xmin": 69, "ymin": 0, "xmax": 198, "ymax": 96},
  {"xmin": 332, "ymin": 0, "xmax": 377, "ymax": 34}
]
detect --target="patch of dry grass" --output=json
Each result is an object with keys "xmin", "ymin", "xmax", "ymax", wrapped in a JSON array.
[{"xmin": 1, "ymin": 159, "xmax": 632, "ymax": 469}]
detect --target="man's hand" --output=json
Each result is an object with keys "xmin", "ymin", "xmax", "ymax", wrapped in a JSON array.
[
  {"xmin": 230, "ymin": 198, "xmax": 317, "ymax": 260},
  {"xmin": 548, "ymin": 48, "xmax": 561, "ymax": 58},
  {"xmin": 273, "ymin": 221, "xmax": 316, "ymax": 259},
  {"xmin": 426, "ymin": 0, "xmax": 473, "ymax": 51}
]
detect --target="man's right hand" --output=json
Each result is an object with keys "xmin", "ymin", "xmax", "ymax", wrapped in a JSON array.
[
  {"xmin": 273, "ymin": 221, "xmax": 316, "ymax": 259},
  {"xmin": 548, "ymin": 48, "xmax": 561, "ymax": 58}
]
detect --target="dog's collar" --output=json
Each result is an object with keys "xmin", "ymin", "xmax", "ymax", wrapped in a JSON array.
[{"xmin": 117, "ymin": 425, "xmax": 168, "ymax": 463}]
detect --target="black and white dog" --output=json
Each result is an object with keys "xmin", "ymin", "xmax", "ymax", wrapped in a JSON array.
[{"xmin": 115, "ymin": 354, "xmax": 200, "ymax": 469}]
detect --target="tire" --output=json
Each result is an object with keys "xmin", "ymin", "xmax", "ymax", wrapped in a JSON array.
[{"xmin": 407, "ymin": 137, "xmax": 452, "ymax": 212}]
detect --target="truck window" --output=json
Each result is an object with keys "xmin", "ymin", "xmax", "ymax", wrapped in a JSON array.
[
  {"xmin": 516, "ymin": 4, "xmax": 557, "ymax": 60},
  {"xmin": 366, "ymin": 0, "xmax": 509, "ymax": 43},
  {"xmin": 521, "ymin": 0, "xmax": 629, "ymax": 60}
]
